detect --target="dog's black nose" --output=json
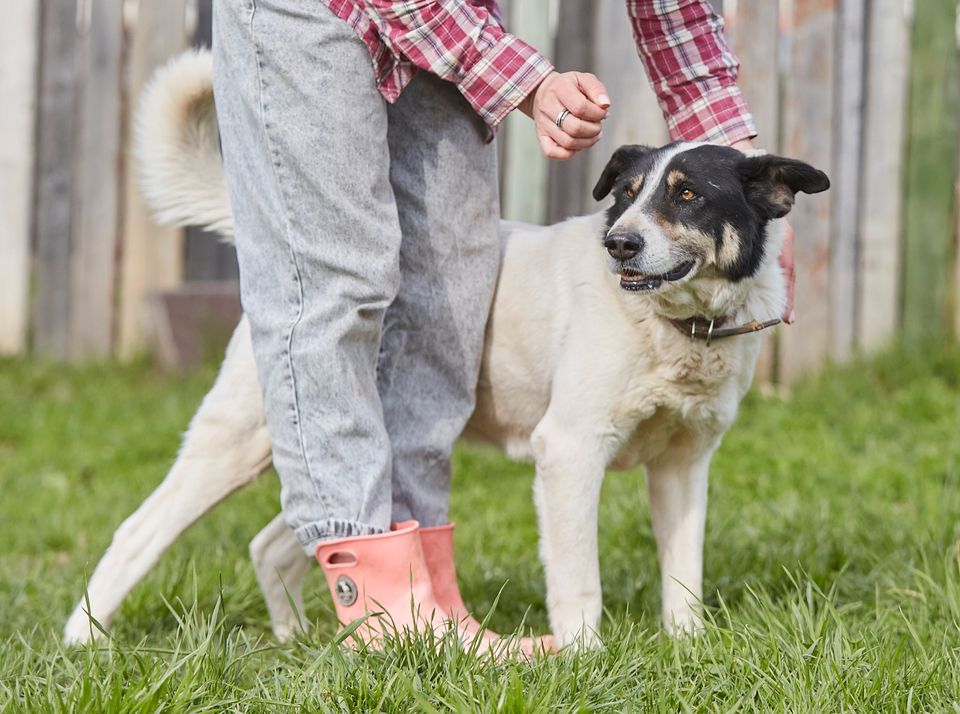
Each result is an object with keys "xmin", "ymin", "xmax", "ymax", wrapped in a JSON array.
[{"xmin": 604, "ymin": 234, "xmax": 643, "ymax": 261}]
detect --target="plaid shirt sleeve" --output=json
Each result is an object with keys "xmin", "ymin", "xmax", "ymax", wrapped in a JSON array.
[
  {"xmin": 364, "ymin": 1, "xmax": 554, "ymax": 129},
  {"xmin": 628, "ymin": 0, "xmax": 757, "ymax": 145}
]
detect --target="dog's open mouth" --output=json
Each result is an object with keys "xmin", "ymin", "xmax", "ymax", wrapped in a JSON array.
[{"xmin": 618, "ymin": 261, "xmax": 696, "ymax": 291}]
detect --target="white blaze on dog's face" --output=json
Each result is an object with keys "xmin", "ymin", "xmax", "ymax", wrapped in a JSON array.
[{"xmin": 592, "ymin": 143, "xmax": 830, "ymax": 293}]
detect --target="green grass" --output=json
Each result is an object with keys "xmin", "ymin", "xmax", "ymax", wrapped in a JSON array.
[{"xmin": 1, "ymin": 344, "xmax": 960, "ymax": 712}]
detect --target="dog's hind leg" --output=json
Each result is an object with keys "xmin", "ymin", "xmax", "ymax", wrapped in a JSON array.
[
  {"xmin": 249, "ymin": 513, "xmax": 310, "ymax": 640},
  {"xmin": 65, "ymin": 317, "xmax": 272, "ymax": 644}
]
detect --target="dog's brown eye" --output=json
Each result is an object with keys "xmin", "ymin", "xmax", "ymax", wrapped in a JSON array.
[
  {"xmin": 625, "ymin": 188, "xmax": 635, "ymax": 200},
  {"xmin": 679, "ymin": 188, "xmax": 697, "ymax": 202}
]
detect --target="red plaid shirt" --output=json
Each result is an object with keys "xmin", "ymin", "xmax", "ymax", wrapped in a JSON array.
[{"xmin": 324, "ymin": 0, "xmax": 756, "ymax": 144}]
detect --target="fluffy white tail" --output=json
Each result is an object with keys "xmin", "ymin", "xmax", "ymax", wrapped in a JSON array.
[{"xmin": 136, "ymin": 49, "xmax": 235, "ymax": 241}]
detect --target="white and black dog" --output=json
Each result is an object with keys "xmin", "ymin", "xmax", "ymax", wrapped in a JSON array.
[{"xmin": 65, "ymin": 51, "xmax": 828, "ymax": 648}]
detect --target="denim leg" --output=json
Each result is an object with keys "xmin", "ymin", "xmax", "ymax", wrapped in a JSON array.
[
  {"xmin": 381, "ymin": 74, "xmax": 501, "ymax": 526},
  {"xmin": 213, "ymin": 0, "xmax": 399, "ymax": 553}
]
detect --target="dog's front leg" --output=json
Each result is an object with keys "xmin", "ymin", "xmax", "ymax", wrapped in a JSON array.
[
  {"xmin": 645, "ymin": 443, "xmax": 716, "ymax": 635},
  {"xmin": 531, "ymin": 416, "xmax": 607, "ymax": 649}
]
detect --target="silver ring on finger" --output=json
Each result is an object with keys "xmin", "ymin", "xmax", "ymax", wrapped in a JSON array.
[{"xmin": 555, "ymin": 108, "xmax": 571, "ymax": 129}]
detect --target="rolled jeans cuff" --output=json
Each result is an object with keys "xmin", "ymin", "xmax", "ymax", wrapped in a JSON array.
[{"xmin": 296, "ymin": 519, "xmax": 386, "ymax": 556}]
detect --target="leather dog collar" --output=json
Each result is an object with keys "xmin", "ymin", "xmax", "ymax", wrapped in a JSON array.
[{"xmin": 668, "ymin": 316, "xmax": 781, "ymax": 345}]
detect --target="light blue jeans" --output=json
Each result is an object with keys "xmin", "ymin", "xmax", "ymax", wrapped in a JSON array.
[{"xmin": 212, "ymin": 0, "xmax": 500, "ymax": 554}]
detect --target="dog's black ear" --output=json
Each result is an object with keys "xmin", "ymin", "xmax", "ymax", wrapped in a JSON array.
[
  {"xmin": 592, "ymin": 144, "xmax": 654, "ymax": 201},
  {"xmin": 738, "ymin": 154, "xmax": 830, "ymax": 219}
]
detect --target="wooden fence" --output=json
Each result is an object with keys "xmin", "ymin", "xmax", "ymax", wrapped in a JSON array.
[{"xmin": 1, "ymin": 0, "xmax": 958, "ymax": 381}]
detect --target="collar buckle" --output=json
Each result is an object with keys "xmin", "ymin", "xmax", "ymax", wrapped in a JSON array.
[{"xmin": 689, "ymin": 318, "xmax": 716, "ymax": 346}]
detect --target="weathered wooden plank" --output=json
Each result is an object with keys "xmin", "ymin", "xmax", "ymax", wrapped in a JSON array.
[
  {"xmin": 953, "ymin": 0, "xmax": 960, "ymax": 341},
  {"xmin": 69, "ymin": 0, "xmax": 125, "ymax": 359},
  {"xmin": 182, "ymin": 0, "xmax": 240, "ymax": 282},
  {"xmin": 117, "ymin": 0, "xmax": 189, "ymax": 357},
  {"xmin": 32, "ymin": 0, "xmax": 79, "ymax": 358},
  {"xmin": 829, "ymin": 0, "xmax": 866, "ymax": 360},
  {"xmin": 857, "ymin": 0, "xmax": 911, "ymax": 351},
  {"xmin": 778, "ymin": 0, "xmax": 837, "ymax": 382},
  {"xmin": 901, "ymin": 0, "xmax": 958, "ymax": 340},
  {"xmin": 955, "ymin": 129, "xmax": 960, "ymax": 339},
  {"xmin": 544, "ymin": 0, "xmax": 595, "ymax": 223},
  {"xmin": 0, "ymin": 0, "xmax": 40, "ymax": 354},
  {"xmin": 500, "ymin": 0, "xmax": 552, "ymax": 224},
  {"xmin": 728, "ymin": 2, "xmax": 779, "ymax": 151},
  {"xmin": 586, "ymin": 0, "xmax": 670, "ymax": 213},
  {"xmin": 194, "ymin": 0, "xmax": 213, "ymax": 47},
  {"xmin": 727, "ymin": 1, "xmax": 779, "ymax": 382},
  {"xmin": 185, "ymin": 228, "xmax": 240, "ymax": 281}
]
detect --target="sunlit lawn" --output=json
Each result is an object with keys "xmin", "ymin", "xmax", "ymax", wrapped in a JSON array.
[{"xmin": 1, "ymin": 342, "xmax": 959, "ymax": 711}]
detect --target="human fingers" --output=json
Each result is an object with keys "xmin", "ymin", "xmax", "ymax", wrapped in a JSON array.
[
  {"xmin": 551, "ymin": 74, "xmax": 608, "ymax": 123},
  {"xmin": 538, "ymin": 133, "xmax": 574, "ymax": 161},
  {"xmin": 542, "ymin": 118, "xmax": 601, "ymax": 152},
  {"xmin": 551, "ymin": 106, "xmax": 602, "ymax": 140},
  {"xmin": 574, "ymin": 72, "xmax": 610, "ymax": 110}
]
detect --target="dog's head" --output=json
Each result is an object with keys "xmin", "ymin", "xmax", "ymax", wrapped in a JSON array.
[{"xmin": 593, "ymin": 143, "xmax": 829, "ymax": 294}]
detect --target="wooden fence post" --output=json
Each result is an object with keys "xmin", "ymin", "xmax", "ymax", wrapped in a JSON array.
[
  {"xmin": 545, "ymin": 0, "xmax": 595, "ymax": 223},
  {"xmin": 857, "ymin": 0, "xmax": 911, "ymax": 351},
  {"xmin": 728, "ymin": 3, "xmax": 779, "ymax": 151},
  {"xmin": 830, "ymin": 0, "xmax": 866, "ymax": 361},
  {"xmin": 30, "ymin": 0, "xmax": 125, "ymax": 360},
  {"xmin": 584, "ymin": 0, "xmax": 669, "ymax": 214},
  {"xmin": 902, "ymin": 0, "xmax": 958, "ymax": 340},
  {"xmin": 33, "ymin": 0, "xmax": 80, "ymax": 358},
  {"xmin": 955, "ymin": 127, "xmax": 960, "ymax": 340},
  {"xmin": 778, "ymin": 0, "xmax": 837, "ymax": 382},
  {"xmin": 954, "ymin": 0, "xmax": 960, "ymax": 339},
  {"xmin": 0, "ymin": 0, "xmax": 40, "ymax": 355},
  {"xmin": 117, "ymin": 0, "xmax": 189, "ymax": 358},
  {"xmin": 728, "ymin": 1, "xmax": 780, "ymax": 383},
  {"xmin": 69, "ymin": 0, "xmax": 125, "ymax": 359},
  {"xmin": 500, "ymin": 0, "xmax": 552, "ymax": 224}
]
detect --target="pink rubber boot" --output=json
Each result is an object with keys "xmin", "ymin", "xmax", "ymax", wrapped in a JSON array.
[
  {"xmin": 419, "ymin": 523, "xmax": 554, "ymax": 655},
  {"xmin": 316, "ymin": 520, "xmax": 445, "ymax": 644},
  {"xmin": 419, "ymin": 523, "xmax": 495, "ymax": 641}
]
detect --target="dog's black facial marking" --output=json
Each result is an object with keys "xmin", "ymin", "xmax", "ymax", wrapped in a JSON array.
[
  {"xmin": 593, "ymin": 144, "xmax": 655, "ymax": 201},
  {"xmin": 594, "ymin": 144, "xmax": 659, "ymax": 232},
  {"xmin": 647, "ymin": 145, "xmax": 768, "ymax": 279}
]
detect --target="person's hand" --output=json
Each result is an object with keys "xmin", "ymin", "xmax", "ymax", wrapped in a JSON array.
[
  {"xmin": 732, "ymin": 139, "xmax": 795, "ymax": 324},
  {"xmin": 520, "ymin": 71, "xmax": 609, "ymax": 160}
]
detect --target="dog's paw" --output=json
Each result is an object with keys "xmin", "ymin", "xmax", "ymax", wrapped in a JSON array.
[
  {"xmin": 662, "ymin": 609, "xmax": 704, "ymax": 638},
  {"xmin": 271, "ymin": 619, "xmax": 302, "ymax": 642},
  {"xmin": 63, "ymin": 607, "xmax": 105, "ymax": 645},
  {"xmin": 554, "ymin": 625, "xmax": 603, "ymax": 651}
]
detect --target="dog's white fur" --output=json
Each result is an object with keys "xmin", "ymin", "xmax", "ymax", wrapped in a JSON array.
[{"xmin": 65, "ymin": 50, "xmax": 787, "ymax": 647}]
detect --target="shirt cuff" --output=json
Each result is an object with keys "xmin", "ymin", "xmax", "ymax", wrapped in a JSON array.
[
  {"xmin": 664, "ymin": 82, "xmax": 758, "ymax": 146},
  {"xmin": 457, "ymin": 34, "xmax": 554, "ymax": 131}
]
